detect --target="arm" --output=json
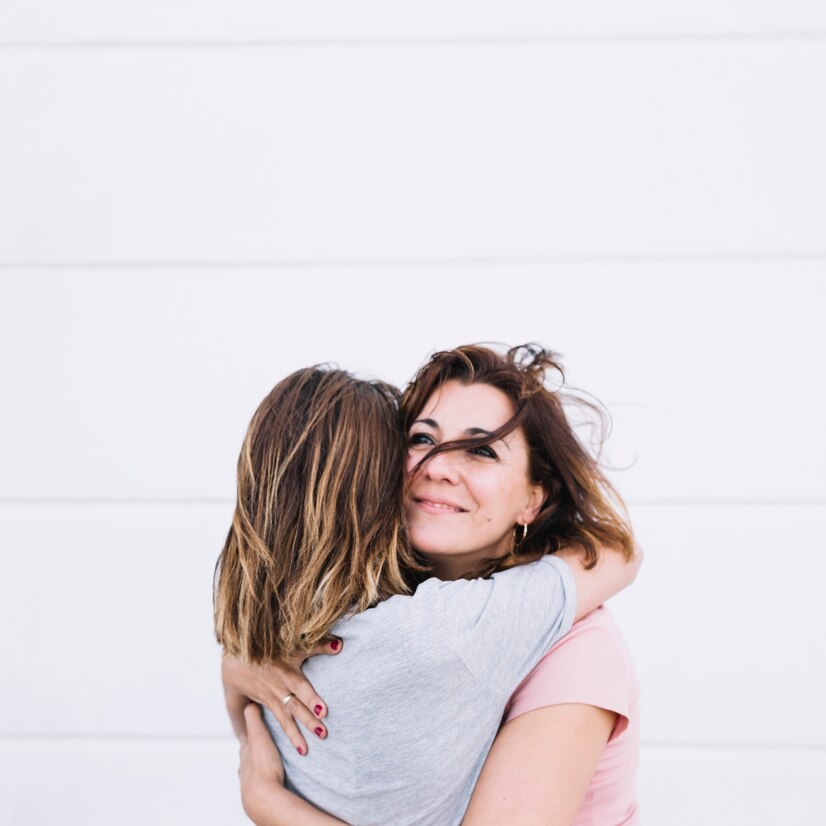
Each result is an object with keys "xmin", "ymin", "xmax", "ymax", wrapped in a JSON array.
[
  {"xmin": 462, "ymin": 704, "xmax": 615, "ymax": 826},
  {"xmin": 557, "ymin": 542, "xmax": 643, "ymax": 622},
  {"xmin": 465, "ymin": 599, "xmax": 637, "ymax": 825},
  {"xmin": 239, "ymin": 704, "xmax": 348, "ymax": 826}
]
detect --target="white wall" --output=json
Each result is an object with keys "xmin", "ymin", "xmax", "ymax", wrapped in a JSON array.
[{"xmin": 1, "ymin": 5, "xmax": 825, "ymax": 824}]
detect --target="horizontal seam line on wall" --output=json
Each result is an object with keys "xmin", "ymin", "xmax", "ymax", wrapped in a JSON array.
[
  {"xmin": 0, "ymin": 734, "xmax": 234, "ymax": 742},
  {"xmin": 1, "ymin": 498, "xmax": 824, "ymax": 506},
  {"xmin": 2, "ymin": 32, "xmax": 826, "ymax": 50},
  {"xmin": 2, "ymin": 253, "xmax": 826, "ymax": 270},
  {"xmin": 1, "ymin": 733, "xmax": 824, "ymax": 751},
  {"xmin": 644, "ymin": 742, "xmax": 826, "ymax": 753}
]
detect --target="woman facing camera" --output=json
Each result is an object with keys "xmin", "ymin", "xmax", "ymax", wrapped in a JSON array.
[
  {"xmin": 405, "ymin": 346, "xmax": 640, "ymax": 826},
  {"xmin": 217, "ymin": 345, "xmax": 640, "ymax": 825}
]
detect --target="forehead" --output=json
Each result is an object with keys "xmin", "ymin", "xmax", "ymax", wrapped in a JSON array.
[{"xmin": 418, "ymin": 380, "xmax": 515, "ymax": 431}]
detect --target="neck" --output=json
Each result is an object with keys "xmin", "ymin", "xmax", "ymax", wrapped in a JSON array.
[
  {"xmin": 429, "ymin": 556, "xmax": 473, "ymax": 581},
  {"xmin": 420, "ymin": 535, "xmax": 512, "ymax": 581},
  {"xmin": 427, "ymin": 549, "xmax": 505, "ymax": 581}
]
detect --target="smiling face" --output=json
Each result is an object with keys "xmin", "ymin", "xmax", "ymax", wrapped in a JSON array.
[{"xmin": 405, "ymin": 380, "xmax": 547, "ymax": 579}]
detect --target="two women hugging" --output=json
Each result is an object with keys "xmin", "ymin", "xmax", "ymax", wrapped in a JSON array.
[{"xmin": 214, "ymin": 343, "xmax": 641, "ymax": 826}]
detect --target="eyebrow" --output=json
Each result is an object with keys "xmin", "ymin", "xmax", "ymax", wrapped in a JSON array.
[
  {"xmin": 465, "ymin": 427, "xmax": 492, "ymax": 437},
  {"xmin": 412, "ymin": 419, "xmax": 510, "ymax": 447}
]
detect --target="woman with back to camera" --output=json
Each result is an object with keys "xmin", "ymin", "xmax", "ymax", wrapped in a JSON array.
[{"xmin": 217, "ymin": 345, "xmax": 640, "ymax": 825}]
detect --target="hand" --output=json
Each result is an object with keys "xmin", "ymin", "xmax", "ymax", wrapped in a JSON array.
[
  {"xmin": 239, "ymin": 703, "xmax": 286, "ymax": 822},
  {"xmin": 222, "ymin": 637, "xmax": 342, "ymax": 755}
]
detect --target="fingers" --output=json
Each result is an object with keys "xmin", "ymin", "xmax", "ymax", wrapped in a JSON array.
[
  {"xmin": 251, "ymin": 642, "xmax": 342, "ymax": 753},
  {"xmin": 284, "ymin": 691, "xmax": 329, "ymax": 741},
  {"xmin": 290, "ymin": 673, "xmax": 331, "ymax": 722},
  {"xmin": 283, "ymin": 637, "xmax": 340, "ymax": 669},
  {"xmin": 267, "ymin": 697, "xmax": 310, "ymax": 756},
  {"xmin": 257, "ymin": 695, "xmax": 313, "ymax": 755},
  {"xmin": 312, "ymin": 636, "xmax": 343, "ymax": 657},
  {"xmin": 301, "ymin": 638, "xmax": 342, "ymax": 720},
  {"xmin": 274, "ymin": 650, "xmax": 337, "ymax": 721},
  {"xmin": 261, "ymin": 688, "xmax": 329, "ymax": 756}
]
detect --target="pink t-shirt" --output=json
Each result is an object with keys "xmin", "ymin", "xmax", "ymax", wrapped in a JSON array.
[{"xmin": 504, "ymin": 606, "xmax": 640, "ymax": 825}]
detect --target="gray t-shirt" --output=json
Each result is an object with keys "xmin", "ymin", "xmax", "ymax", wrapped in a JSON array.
[{"xmin": 263, "ymin": 554, "xmax": 576, "ymax": 826}]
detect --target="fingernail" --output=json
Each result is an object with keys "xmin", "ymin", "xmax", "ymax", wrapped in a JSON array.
[
  {"xmin": 314, "ymin": 704, "xmax": 324, "ymax": 716},
  {"xmin": 330, "ymin": 640, "xmax": 340, "ymax": 651},
  {"xmin": 297, "ymin": 746, "xmax": 305, "ymax": 755},
  {"xmin": 314, "ymin": 726, "xmax": 324, "ymax": 738}
]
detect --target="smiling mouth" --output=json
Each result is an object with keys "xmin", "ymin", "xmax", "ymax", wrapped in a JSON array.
[{"xmin": 413, "ymin": 497, "xmax": 467, "ymax": 513}]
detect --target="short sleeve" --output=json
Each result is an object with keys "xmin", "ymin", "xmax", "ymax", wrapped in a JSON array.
[
  {"xmin": 441, "ymin": 555, "xmax": 577, "ymax": 699},
  {"xmin": 504, "ymin": 607, "xmax": 637, "ymax": 740}
]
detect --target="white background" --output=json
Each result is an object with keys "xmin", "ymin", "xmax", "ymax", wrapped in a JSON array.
[{"xmin": 1, "ymin": 4, "xmax": 825, "ymax": 824}]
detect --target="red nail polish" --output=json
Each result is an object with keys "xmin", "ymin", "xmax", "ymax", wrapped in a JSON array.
[
  {"xmin": 330, "ymin": 640, "xmax": 340, "ymax": 651},
  {"xmin": 314, "ymin": 726, "xmax": 324, "ymax": 738},
  {"xmin": 314, "ymin": 704, "xmax": 324, "ymax": 716},
  {"xmin": 297, "ymin": 746, "xmax": 305, "ymax": 755}
]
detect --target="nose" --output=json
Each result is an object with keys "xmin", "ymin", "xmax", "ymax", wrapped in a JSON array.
[{"xmin": 421, "ymin": 448, "xmax": 461, "ymax": 483}]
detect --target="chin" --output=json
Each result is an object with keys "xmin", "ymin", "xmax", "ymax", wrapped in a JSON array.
[
  {"xmin": 412, "ymin": 540, "xmax": 463, "ymax": 558},
  {"xmin": 409, "ymin": 530, "xmax": 462, "ymax": 558}
]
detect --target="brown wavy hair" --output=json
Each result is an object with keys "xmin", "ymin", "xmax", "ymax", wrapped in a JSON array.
[
  {"xmin": 401, "ymin": 344, "xmax": 634, "ymax": 575},
  {"xmin": 214, "ymin": 366, "xmax": 425, "ymax": 663}
]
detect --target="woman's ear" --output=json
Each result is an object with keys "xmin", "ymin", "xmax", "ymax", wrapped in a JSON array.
[{"xmin": 519, "ymin": 483, "xmax": 547, "ymax": 526}]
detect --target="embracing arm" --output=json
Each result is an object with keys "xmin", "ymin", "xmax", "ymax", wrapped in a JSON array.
[
  {"xmin": 462, "ymin": 704, "xmax": 615, "ymax": 826},
  {"xmin": 243, "ymin": 783, "xmax": 348, "ymax": 826},
  {"xmin": 462, "ymin": 704, "xmax": 617, "ymax": 826},
  {"xmin": 239, "ymin": 704, "xmax": 348, "ymax": 826},
  {"xmin": 223, "ymin": 646, "xmax": 352, "ymax": 824},
  {"xmin": 221, "ymin": 639, "xmax": 341, "ymax": 752},
  {"xmin": 243, "ymin": 782, "xmax": 347, "ymax": 826},
  {"xmin": 557, "ymin": 542, "xmax": 643, "ymax": 622},
  {"xmin": 464, "ymin": 591, "xmax": 637, "ymax": 825}
]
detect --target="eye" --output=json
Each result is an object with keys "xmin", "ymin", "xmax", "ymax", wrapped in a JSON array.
[
  {"xmin": 408, "ymin": 432, "xmax": 435, "ymax": 448},
  {"xmin": 469, "ymin": 444, "xmax": 498, "ymax": 460}
]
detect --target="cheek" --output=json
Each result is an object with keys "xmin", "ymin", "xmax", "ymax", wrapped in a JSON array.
[
  {"xmin": 472, "ymin": 472, "xmax": 513, "ymax": 507},
  {"xmin": 473, "ymin": 474, "xmax": 530, "ymax": 520},
  {"xmin": 406, "ymin": 450, "xmax": 426, "ymax": 477}
]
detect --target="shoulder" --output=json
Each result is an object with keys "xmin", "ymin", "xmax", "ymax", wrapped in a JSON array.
[
  {"xmin": 444, "ymin": 555, "xmax": 576, "ymax": 632},
  {"xmin": 383, "ymin": 555, "xmax": 575, "ymax": 622},
  {"xmin": 548, "ymin": 605, "xmax": 632, "ymax": 660}
]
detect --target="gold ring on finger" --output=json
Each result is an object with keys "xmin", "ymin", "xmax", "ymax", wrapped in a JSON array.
[{"xmin": 281, "ymin": 692, "xmax": 296, "ymax": 706}]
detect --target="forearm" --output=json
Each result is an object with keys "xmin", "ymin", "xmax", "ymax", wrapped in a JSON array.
[
  {"xmin": 244, "ymin": 784, "xmax": 348, "ymax": 826},
  {"xmin": 557, "ymin": 542, "xmax": 642, "ymax": 621},
  {"xmin": 462, "ymin": 704, "xmax": 614, "ymax": 826}
]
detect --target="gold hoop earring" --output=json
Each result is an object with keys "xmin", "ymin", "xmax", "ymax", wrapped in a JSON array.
[{"xmin": 513, "ymin": 522, "xmax": 528, "ymax": 550}]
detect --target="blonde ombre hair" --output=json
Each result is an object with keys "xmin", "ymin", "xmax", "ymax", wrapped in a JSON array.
[{"xmin": 214, "ymin": 366, "xmax": 425, "ymax": 663}]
